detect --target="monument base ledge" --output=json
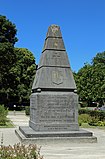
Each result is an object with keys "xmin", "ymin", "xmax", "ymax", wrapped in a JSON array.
[{"xmin": 15, "ymin": 126, "xmax": 97, "ymax": 144}]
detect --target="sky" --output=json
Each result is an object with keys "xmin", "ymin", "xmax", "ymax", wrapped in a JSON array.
[{"xmin": 0, "ymin": 0, "xmax": 105, "ymax": 72}]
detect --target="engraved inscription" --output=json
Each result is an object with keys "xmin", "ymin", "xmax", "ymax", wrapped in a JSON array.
[
  {"xmin": 37, "ymin": 95, "xmax": 75, "ymax": 123},
  {"xmin": 52, "ymin": 52, "xmax": 61, "ymax": 58}
]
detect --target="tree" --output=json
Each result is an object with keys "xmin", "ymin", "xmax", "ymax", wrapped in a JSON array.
[
  {"xmin": 0, "ymin": 15, "xmax": 18, "ymax": 44},
  {"xmin": 92, "ymin": 51, "xmax": 105, "ymax": 65},
  {"xmin": 74, "ymin": 51, "xmax": 105, "ymax": 107},
  {"xmin": 0, "ymin": 15, "xmax": 36, "ymax": 107},
  {"xmin": 0, "ymin": 15, "xmax": 18, "ymax": 105},
  {"xmin": 74, "ymin": 64, "xmax": 93, "ymax": 106},
  {"xmin": 7, "ymin": 48, "xmax": 36, "ymax": 106},
  {"xmin": 91, "ymin": 52, "xmax": 105, "ymax": 104}
]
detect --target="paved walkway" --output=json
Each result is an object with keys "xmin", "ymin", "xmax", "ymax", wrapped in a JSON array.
[
  {"xmin": 0, "ymin": 111, "xmax": 105, "ymax": 159},
  {"xmin": 0, "ymin": 111, "xmax": 29, "ymax": 146}
]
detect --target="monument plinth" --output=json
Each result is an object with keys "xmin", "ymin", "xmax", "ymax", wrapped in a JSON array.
[{"xmin": 16, "ymin": 25, "xmax": 97, "ymax": 143}]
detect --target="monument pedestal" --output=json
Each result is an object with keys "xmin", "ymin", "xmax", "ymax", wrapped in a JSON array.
[
  {"xmin": 16, "ymin": 127, "xmax": 97, "ymax": 144},
  {"xmin": 29, "ymin": 92, "xmax": 79, "ymax": 132},
  {"xmin": 16, "ymin": 91, "xmax": 97, "ymax": 143}
]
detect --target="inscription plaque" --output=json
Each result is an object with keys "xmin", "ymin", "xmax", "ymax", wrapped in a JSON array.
[
  {"xmin": 30, "ymin": 92, "xmax": 78, "ymax": 131},
  {"xmin": 38, "ymin": 95, "xmax": 75, "ymax": 123}
]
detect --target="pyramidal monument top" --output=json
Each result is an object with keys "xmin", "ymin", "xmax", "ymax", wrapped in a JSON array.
[
  {"xmin": 42, "ymin": 24, "xmax": 66, "ymax": 52},
  {"xmin": 32, "ymin": 24, "xmax": 76, "ymax": 92}
]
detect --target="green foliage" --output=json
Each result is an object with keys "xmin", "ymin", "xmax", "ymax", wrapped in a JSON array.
[
  {"xmin": 25, "ymin": 106, "xmax": 30, "ymax": 115},
  {"xmin": 74, "ymin": 51, "xmax": 105, "ymax": 106},
  {"xmin": 96, "ymin": 121, "xmax": 105, "ymax": 126},
  {"xmin": 88, "ymin": 116, "xmax": 99, "ymax": 126},
  {"xmin": 0, "ymin": 15, "xmax": 18, "ymax": 106},
  {"xmin": 0, "ymin": 143, "xmax": 43, "ymax": 159},
  {"xmin": 88, "ymin": 110, "xmax": 100, "ymax": 118},
  {"xmin": 98, "ymin": 111, "xmax": 105, "ymax": 121},
  {"xmin": 78, "ymin": 114, "xmax": 91, "ymax": 126},
  {"xmin": 0, "ymin": 105, "xmax": 8, "ymax": 125},
  {"xmin": 0, "ymin": 42, "xmax": 15, "ymax": 70},
  {"xmin": 7, "ymin": 48, "xmax": 36, "ymax": 105},
  {"xmin": 0, "ymin": 47, "xmax": 36, "ymax": 106},
  {"xmin": 0, "ymin": 15, "xmax": 18, "ymax": 44},
  {"xmin": 79, "ymin": 108, "xmax": 105, "ymax": 120},
  {"xmin": 92, "ymin": 52, "xmax": 105, "ymax": 65},
  {"xmin": 78, "ymin": 108, "xmax": 105, "ymax": 127},
  {"xmin": 78, "ymin": 114, "xmax": 90, "ymax": 123},
  {"xmin": 78, "ymin": 108, "xmax": 91, "ymax": 115},
  {"xmin": 0, "ymin": 15, "xmax": 36, "ymax": 107}
]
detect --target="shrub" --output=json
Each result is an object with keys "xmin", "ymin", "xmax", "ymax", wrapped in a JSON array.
[
  {"xmin": 78, "ymin": 114, "xmax": 91, "ymax": 124},
  {"xmin": 89, "ymin": 110, "xmax": 100, "ymax": 118},
  {"xmin": 88, "ymin": 116, "xmax": 99, "ymax": 126},
  {"xmin": 0, "ymin": 143, "xmax": 43, "ymax": 159},
  {"xmin": 98, "ymin": 111, "xmax": 105, "ymax": 121},
  {"xmin": 79, "ymin": 108, "xmax": 105, "ymax": 122},
  {"xmin": 78, "ymin": 108, "xmax": 91, "ymax": 115},
  {"xmin": 96, "ymin": 121, "xmax": 105, "ymax": 126},
  {"xmin": 78, "ymin": 120, "xmax": 82, "ymax": 126},
  {"xmin": 0, "ymin": 105, "xmax": 8, "ymax": 126},
  {"xmin": 25, "ymin": 106, "xmax": 30, "ymax": 115}
]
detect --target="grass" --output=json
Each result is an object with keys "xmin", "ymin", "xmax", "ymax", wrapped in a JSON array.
[
  {"xmin": 80, "ymin": 123, "xmax": 95, "ymax": 128},
  {"xmin": 80, "ymin": 122, "xmax": 105, "ymax": 129},
  {"xmin": 0, "ymin": 119, "xmax": 14, "ymax": 128}
]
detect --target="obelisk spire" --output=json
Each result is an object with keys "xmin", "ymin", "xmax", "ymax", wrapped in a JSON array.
[
  {"xmin": 42, "ymin": 25, "xmax": 66, "ymax": 52},
  {"xmin": 32, "ymin": 25, "xmax": 76, "ymax": 92},
  {"xmin": 46, "ymin": 25, "xmax": 62, "ymax": 38}
]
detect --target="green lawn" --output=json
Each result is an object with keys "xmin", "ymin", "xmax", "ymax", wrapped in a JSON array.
[{"xmin": 0, "ymin": 120, "xmax": 14, "ymax": 128}]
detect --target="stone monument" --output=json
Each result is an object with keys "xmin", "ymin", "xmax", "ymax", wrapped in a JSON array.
[{"xmin": 16, "ymin": 25, "xmax": 97, "ymax": 143}]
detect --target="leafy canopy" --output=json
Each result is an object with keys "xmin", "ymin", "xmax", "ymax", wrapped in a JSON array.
[
  {"xmin": 74, "ymin": 51, "xmax": 105, "ymax": 106},
  {"xmin": 0, "ymin": 15, "xmax": 36, "ymax": 107},
  {"xmin": 0, "ymin": 15, "xmax": 18, "ymax": 44}
]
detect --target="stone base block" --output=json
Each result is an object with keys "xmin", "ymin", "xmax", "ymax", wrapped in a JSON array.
[
  {"xmin": 15, "ymin": 126, "xmax": 97, "ymax": 144},
  {"xmin": 30, "ymin": 92, "xmax": 79, "ymax": 132}
]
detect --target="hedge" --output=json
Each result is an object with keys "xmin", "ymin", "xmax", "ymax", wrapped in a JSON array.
[{"xmin": 78, "ymin": 108, "xmax": 105, "ymax": 126}]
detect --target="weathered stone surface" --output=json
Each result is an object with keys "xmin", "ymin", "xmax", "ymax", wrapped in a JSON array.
[
  {"xmin": 30, "ymin": 25, "xmax": 78, "ymax": 132},
  {"xmin": 46, "ymin": 25, "xmax": 62, "ymax": 38},
  {"xmin": 19, "ymin": 127, "xmax": 93, "ymax": 138},
  {"xmin": 32, "ymin": 25, "xmax": 76, "ymax": 92},
  {"xmin": 29, "ymin": 92, "xmax": 79, "ymax": 131},
  {"xmin": 38, "ymin": 50, "xmax": 70, "ymax": 67},
  {"xmin": 16, "ymin": 128, "xmax": 97, "ymax": 144},
  {"xmin": 42, "ymin": 38, "xmax": 65, "ymax": 51},
  {"xmin": 18, "ymin": 25, "xmax": 97, "ymax": 142},
  {"xmin": 32, "ymin": 67, "xmax": 76, "ymax": 91}
]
